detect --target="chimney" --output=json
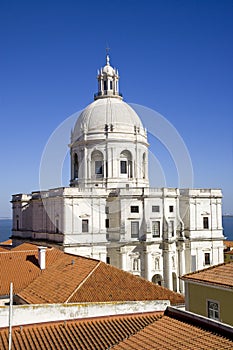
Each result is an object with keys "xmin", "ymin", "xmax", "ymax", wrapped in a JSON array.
[{"xmin": 38, "ymin": 246, "xmax": 47, "ymax": 270}]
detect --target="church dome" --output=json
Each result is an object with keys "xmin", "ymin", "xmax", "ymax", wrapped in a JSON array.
[{"xmin": 72, "ymin": 97, "xmax": 145, "ymax": 142}]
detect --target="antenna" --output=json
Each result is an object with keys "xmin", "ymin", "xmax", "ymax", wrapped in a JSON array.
[{"xmin": 8, "ymin": 282, "xmax": 13, "ymax": 350}]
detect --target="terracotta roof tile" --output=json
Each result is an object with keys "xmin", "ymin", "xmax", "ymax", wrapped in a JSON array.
[
  {"xmin": 0, "ymin": 310, "xmax": 232, "ymax": 350},
  {"xmin": 69, "ymin": 261, "xmax": 184, "ymax": 305},
  {"xmin": 224, "ymin": 241, "xmax": 233, "ymax": 249},
  {"xmin": 18, "ymin": 254, "xmax": 184, "ymax": 305},
  {"xmin": 181, "ymin": 262, "xmax": 233, "ymax": 288},
  {"xmin": 0, "ymin": 239, "xmax": 12, "ymax": 245},
  {"xmin": 0, "ymin": 246, "xmax": 63, "ymax": 295},
  {"xmin": 0, "ymin": 312, "xmax": 162, "ymax": 350},
  {"xmin": 111, "ymin": 313, "xmax": 233, "ymax": 349},
  {"xmin": 2, "ymin": 243, "xmax": 184, "ymax": 305},
  {"xmin": 18, "ymin": 255, "xmax": 100, "ymax": 303}
]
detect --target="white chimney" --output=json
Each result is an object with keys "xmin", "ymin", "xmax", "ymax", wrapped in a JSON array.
[{"xmin": 38, "ymin": 246, "xmax": 47, "ymax": 270}]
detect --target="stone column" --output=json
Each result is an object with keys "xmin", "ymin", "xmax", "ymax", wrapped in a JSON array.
[
  {"xmin": 120, "ymin": 248, "xmax": 127, "ymax": 271},
  {"xmin": 178, "ymin": 241, "xmax": 185, "ymax": 293},
  {"xmin": 144, "ymin": 250, "xmax": 152, "ymax": 281}
]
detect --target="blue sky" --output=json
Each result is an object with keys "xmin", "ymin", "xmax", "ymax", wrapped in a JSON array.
[{"xmin": 0, "ymin": 0, "xmax": 232, "ymax": 217}]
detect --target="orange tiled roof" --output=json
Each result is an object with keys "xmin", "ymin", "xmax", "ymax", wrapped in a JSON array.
[
  {"xmin": 111, "ymin": 309, "xmax": 233, "ymax": 349},
  {"xmin": 18, "ymin": 254, "xmax": 100, "ymax": 303},
  {"xmin": 68, "ymin": 261, "xmax": 184, "ymax": 305},
  {"xmin": 224, "ymin": 241, "xmax": 233, "ymax": 249},
  {"xmin": 181, "ymin": 262, "xmax": 233, "ymax": 289},
  {"xmin": 18, "ymin": 254, "xmax": 184, "ymax": 305},
  {"xmin": 0, "ymin": 309, "xmax": 232, "ymax": 350},
  {"xmin": 0, "ymin": 244, "xmax": 64, "ymax": 295},
  {"xmin": 0, "ymin": 312, "xmax": 162, "ymax": 350},
  {"xmin": 0, "ymin": 239, "xmax": 12, "ymax": 245}
]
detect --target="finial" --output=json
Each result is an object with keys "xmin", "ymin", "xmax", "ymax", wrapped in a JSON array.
[{"xmin": 106, "ymin": 46, "xmax": 110, "ymax": 65}]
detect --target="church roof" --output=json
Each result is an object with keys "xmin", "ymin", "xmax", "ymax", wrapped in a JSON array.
[
  {"xmin": 181, "ymin": 262, "xmax": 233, "ymax": 289},
  {"xmin": 72, "ymin": 97, "xmax": 145, "ymax": 142},
  {"xmin": 0, "ymin": 308, "xmax": 232, "ymax": 350}
]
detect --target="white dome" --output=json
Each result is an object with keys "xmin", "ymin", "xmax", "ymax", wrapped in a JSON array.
[
  {"xmin": 72, "ymin": 97, "xmax": 144, "ymax": 142},
  {"xmin": 102, "ymin": 64, "xmax": 115, "ymax": 75}
]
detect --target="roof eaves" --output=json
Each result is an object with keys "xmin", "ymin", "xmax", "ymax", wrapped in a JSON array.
[{"xmin": 181, "ymin": 277, "xmax": 233, "ymax": 290}]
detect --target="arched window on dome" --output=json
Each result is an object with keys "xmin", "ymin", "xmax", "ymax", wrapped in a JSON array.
[
  {"xmin": 142, "ymin": 152, "xmax": 146, "ymax": 179},
  {"xmin": 120, "ymin": 150, "xmax": 132, "ymax": 178},
  {"xmin": 91, "ymin": 150, "xmax": 104, "ymax": 179},
  {"xmin": 73, "ymin": 153, "xmax": 79, "ymax": 180}
]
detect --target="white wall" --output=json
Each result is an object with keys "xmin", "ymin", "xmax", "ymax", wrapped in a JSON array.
[{"xmin": 0, "ymin": 300, "xmax": 170, "ymax": 328}]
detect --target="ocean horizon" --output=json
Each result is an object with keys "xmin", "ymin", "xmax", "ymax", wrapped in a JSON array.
[{"xmin": 1, "ymin": 217, "xmax": 233, "ymax": 242}]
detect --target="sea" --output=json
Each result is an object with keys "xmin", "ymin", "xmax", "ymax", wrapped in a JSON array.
[{"xmin": 1, "ymin": 217, "xmax": 233, "ymax": 242}]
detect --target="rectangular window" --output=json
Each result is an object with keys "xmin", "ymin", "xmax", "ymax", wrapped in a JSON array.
[
  {"xmin": 120, "ymin": 160, "xmax": 127, "ymax": 174},
  {"xmin": 203, "ymin": 216, "xmax": 209, "ymax": 229},
  {"xmin": 82, "ymin": 219, "xmax": 88, "ymax": 233},
  {"xmin": 131, "ymin": 206, "xmax": 139, "ymax": 213},
  {"xmin": 55, "ymin": 219, "xmax": 59, "ymax": 234},
  {"xmin": 106, "ymin": 257, "xmax": 110, "ymax": 264},
  {"xmin": 207, "ymin": 300, "xmax": 219, "ymax": 321},
  {"xmin": 152, "ymin": 205, "xmax": 160, "ymax": 213},
  {"xmin": 95, "ymin": 161, "xmax": 103, "ymax": 175},
  {"xmin": 169, "ymin": 220, "xmax": 175, "ymax": 237},
  {"xmin": 152, "ymin": 221, "xmax": 160, "ymax": 237},
  {"xmin": 131, "ymin": 221, "xmax": 139, "ymax": 238},
  {"xmin": 204, "ymin": 252, "xmax": 210, "ymax": 265},
  {"xmin": 105, "ymin": 219, "xmax": 109, "ymax": 228},
  {"xmin": 169, "ymin": 205, "xmax": 174, "ymax": 213}
]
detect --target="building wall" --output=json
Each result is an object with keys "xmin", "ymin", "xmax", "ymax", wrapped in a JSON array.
[
  {"xmin": 185, "ymin": 282, "xmax": 233, "ymax": 326},
  {"xmin": 11, "ymin": 187, "xmax": 224, "ymax": 292},
  {"xmin": 0, "ymin": 300, "xmax": 170, "ymax": 328}
]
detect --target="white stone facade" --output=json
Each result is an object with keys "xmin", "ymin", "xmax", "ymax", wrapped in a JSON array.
[{"xmin": 12, "ymin": 55, "xmax": 224, "ymax": 293}]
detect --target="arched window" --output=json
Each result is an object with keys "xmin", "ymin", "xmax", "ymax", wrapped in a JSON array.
[
  {"xmin": 74, "ymin": 153, "xmax": 79, "ymax": 179},
  {"xmin": 152, "ymin": 274, "xmax": 163, "ymax": 286},
  {"xmin": 142, "ymin": 152, "xmax": 146, "ymax": 179},
  {"xmin": 91, "ymin": 150, "xmax": 104, "ymax": 178},
  {"xmin": 120, "ymin": 150, "xmax": 132, "ymax": 178}
]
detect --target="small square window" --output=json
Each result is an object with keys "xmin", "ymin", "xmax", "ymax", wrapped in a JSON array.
[
  {"xmin": 152, "ymin": 205, "xmax": 160, "ymax": 213},
  {"xmin": 82, "ymin": 219, "xmax": 88, "ymax": 233},
  {"xmin": 207, "ymin": 300, "xmax": 219, "ymax": 321},
  {"xmin": 169, "ymin": 205, "xmax": 174, "ymax": 213},
  {"xmin": 131, "ymin": 206, "xmax": 139, "ymax": 213},
  {"xmin": 203, "ymin": 217, "xmax": 209, "ymax": 229}
]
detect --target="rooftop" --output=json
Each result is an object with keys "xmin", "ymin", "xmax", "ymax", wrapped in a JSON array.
[
  {"xmin": 1, "ymin": 243, "xmax": 184, "ymax": 305},
  {"xmin": 181, "ymin": 262, "xmax": 233, "ymax": 289},
  {"xmin": 0, "ymin": 308, "xmax": 232, "ymax": 350}
]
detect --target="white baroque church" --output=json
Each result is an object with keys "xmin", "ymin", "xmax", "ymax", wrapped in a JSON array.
[{"xmin": 12, "ymin": 55, "xmax": 224, "ymax": 293}]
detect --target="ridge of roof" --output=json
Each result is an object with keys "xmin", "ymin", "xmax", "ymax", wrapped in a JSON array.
[{"xmin": 65, "ymin": 260, "xmax": 101, "ymax": 302}]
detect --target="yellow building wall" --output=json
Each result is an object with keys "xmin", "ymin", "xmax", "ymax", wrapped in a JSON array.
[
  {"xmin": 186, "ymin": 282, "xmax": 233, "ymax": 326},
  {"xmin": 224, "ymin": 252, "xmax": 233, "ymax": 263}
]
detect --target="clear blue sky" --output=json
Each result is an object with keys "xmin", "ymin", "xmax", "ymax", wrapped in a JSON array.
[{"xmin": 0, "ymin": 0, "xmax": 232, "ymax": 217}]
